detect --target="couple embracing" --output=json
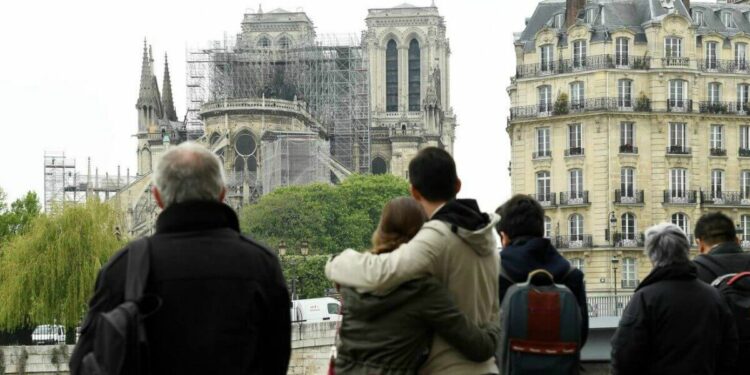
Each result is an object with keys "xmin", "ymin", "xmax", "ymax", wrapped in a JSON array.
[{"xmin": 325, "ymin": 147, "xmax": 501, "ymax": 375}]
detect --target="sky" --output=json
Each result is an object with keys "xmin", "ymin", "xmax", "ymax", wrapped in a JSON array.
[{"xmin": 0, "ymin": 0, "xmax": 541, "ymax": 214}]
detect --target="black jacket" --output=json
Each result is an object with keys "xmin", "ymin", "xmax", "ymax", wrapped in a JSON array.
[
  {"xmin": 694, "ymin": 242, "xmax": 750, "ymax": 283},
  {"xmin": 499, "ymin": 236, "xmax": 589, "ymax": 346},
  {"xmin": 70, "ymin": 201, "xmax": 291, "ymax": 375},
  {"xmin": 336, "ymin": 278, "xmax": 500, "ymax": 375},
  {"xmin": 611, "ymin": 262, "xmax": 738, "ymax": 375}
]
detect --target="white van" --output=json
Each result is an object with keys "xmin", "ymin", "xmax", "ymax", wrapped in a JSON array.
[
  {"xmin": 31, "ymin": 324, "xmax": 65, "ymax": 345},
  {"xmin": 290, "ymin": 297, "xmax": 342, "ymax": 322}
]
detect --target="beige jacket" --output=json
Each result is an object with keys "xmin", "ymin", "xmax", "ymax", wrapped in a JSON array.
[{"xmin": 325, "ymin": 213, "xmax": 500, "ymax": 375}]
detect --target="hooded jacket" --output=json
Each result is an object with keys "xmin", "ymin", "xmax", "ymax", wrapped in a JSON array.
[
  {"xmin": 326, "ymin": 199, "xmax": 500, "ymax": 374},
  {"xmin": 499, "ymin": 236, "xmax": 589, "ymax": 345},
  {"xmin": 610, "ymin": 262, "xmax": 738, "ymax": 375},
  {"xmin": 694, "ymin": 241, "xmax": 750, "ymax": 284},
  {"xmin": 335, "ymin": 278, "xmax": 500, "ymax": 375}
]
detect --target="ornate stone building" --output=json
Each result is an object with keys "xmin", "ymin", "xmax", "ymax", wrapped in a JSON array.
[{"xmin": 509, "ymin": 0, "xmax": 750, "ymax": 299}]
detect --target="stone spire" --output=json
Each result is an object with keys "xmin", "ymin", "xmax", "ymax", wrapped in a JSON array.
[
  {"xmin": 161, "ymin": 53, "xmax": 178, "ymax": 121},
  {"xmin": 136, "ymin": 38, "xmax": 163, "ymax": 131}
]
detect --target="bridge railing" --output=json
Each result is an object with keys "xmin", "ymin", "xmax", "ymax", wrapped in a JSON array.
[{"xmin": 587, "ymin": 295, "xmax": 633, "ymax": 317}]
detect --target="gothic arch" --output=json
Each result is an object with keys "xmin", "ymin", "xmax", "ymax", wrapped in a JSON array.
[
  {"xmin": 276, "ymin": 34, "xmax": 294, "ymax": 49},
  {"xmin": 402, "ymin": 28, "xmax": 427, "ymax": 47},
  {"xmin": 379, "ymin": 32, "xmax": 403, "ymax": 49},
  {"xmin": 371, "ymin": 156, "xmax": 388, "ymax": 175},
  {"xmin": 140, "ymin": 147, "xmax": 152, "ymax": 174}
]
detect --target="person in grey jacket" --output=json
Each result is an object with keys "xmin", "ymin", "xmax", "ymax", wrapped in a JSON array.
[{"xmin": 335, "ymin": 197, "xmax": 500, "ymax": 375}]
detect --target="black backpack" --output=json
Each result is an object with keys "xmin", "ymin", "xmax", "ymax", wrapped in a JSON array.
[
  {"xmin": 76, "ymin": 238, "xmax": 161, "ymax": 375},
  {"xmin": 695, "ymin": 255, "xmax": 750, "ymax": 368}
]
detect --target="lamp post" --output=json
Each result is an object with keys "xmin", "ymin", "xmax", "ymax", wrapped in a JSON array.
[
  {"xmin": 609, "ymin": 211, "xmax": 617, "ymax": 247},
  {"xmin": 611, "ymin": 255, "xmax": 620, "ymax": 316}
]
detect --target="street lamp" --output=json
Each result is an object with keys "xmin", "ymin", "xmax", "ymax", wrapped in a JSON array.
[
  {"xmin": 300, "ymin": 240, "xmax": 309, "ymax": 256},
  {"xmin": 611, "ymin": 255, "xmax": 620, "ymax": 315},
  {"xmin": 278, "ymin": 240, "xmax": 287, "ymax": 256},
  {"xmin": 609, "ymin": 211, "xmax": 617, "ymax": 247}
]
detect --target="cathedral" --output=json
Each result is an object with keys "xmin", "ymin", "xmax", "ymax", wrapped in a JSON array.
[{"xmin": 114, "ymin": 3, "xmax": 457, "ymax": 235}]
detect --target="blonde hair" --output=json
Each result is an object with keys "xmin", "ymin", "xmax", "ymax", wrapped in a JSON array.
[{"xmin": 371, "ymin": 197, "xmax": 427, "ymax": 254}]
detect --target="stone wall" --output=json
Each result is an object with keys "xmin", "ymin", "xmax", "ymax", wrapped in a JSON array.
[
  {"xmin": 0, "ymin": 345, "xmax": 73, "ymax": 374},
  {"xmin": 288, "ymin": 321, "xmax": 338, "ymax": 374}
]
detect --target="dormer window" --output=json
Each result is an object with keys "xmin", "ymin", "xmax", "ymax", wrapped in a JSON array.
[
  {"xmin": 552, "ymin": 13, "xmax": 564, "ymax": 29},
  {"xmin": 693, "ymin": 10, "xmax": 704, "ymax": 26},
  {"xmin": 585, "ymin": 8, "xmax": 598, "ymax": 24},
  {"xmin": 723, "ymin": 12, "xmax": 736, "ymax": 28}
]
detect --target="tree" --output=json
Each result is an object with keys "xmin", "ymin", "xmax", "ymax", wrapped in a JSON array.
[
  {"xmin": 0, "ymin": 191, "xmax": 41, "ymax": 245},
  {"xmin": 0, "ymin": 199, "xmax": 125, "ymax": 330}
]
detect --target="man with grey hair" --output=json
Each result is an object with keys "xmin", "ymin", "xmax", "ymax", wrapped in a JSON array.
[
  {"xmin": 611, "ymin": 223, "xmax": 738, "ymax": 375},
  {"xmin": 71, "ymin": 142, "xmax": 291, "ymax": 374}
]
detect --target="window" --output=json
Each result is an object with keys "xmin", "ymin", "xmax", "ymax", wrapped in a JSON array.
[
  {"xmin": 621, "ymin": 168, "xmax": 636, "ymax": 198},
  {"xmin": 552, "ymin": 13, "xmax": 564, "ymax": 29},
  {"xmin": 671, "ymin": 213, "xmax": 690, "ymax": 235},
  {"xmin": 669, "ymin": 122, "xmax": 687, "ymax": 148},
  {"xmin": 570, "ymin": 81, "xmax": 585, "ymax": 109},
  {"xmin": 742, "ymin": 170, "xmax": 750, "ymax": 199},
  {"xmin": 569, "ymin": 169, "xmax": 583, "ymax": 198},
  {"xmin": 536, "ymin": 127, "xmax": 551, "ymax": 157},
  {"xmin": 257, "ymin": 37, "xmax": 270, "ymax": 48},
  {"xmin": 621, "ymin": 213, "xmax": 636, "ymax": 240},
  {"xmin": 620, "ymin": 122, "xmax": 635, "ymax": 147},
  {"xmin": 536, "ymin": 171, "xmax": 551, "ymax": 202},
  {"xmin": 371, "ymin": 157, "xmax": 387, "ymax": 175},
  {"xmin": 568, "ymin": 123, "xmax": 582, "ymax": 149},
  {"xmin": 739, "ymin": 84, "xmax": 750, "ymax": 112},
  {"xmin": 327, "ymin": 303, "xmax": 341, "ymax": 315},
  {"xmin": 737, "ymin": 43, "xmax": 747, "ymax": 70},
  {"xmin": 569, "ymin": 214, "xmax": 584, "ymax": 241},
  {"xmin": 723, "ymin": 12, "xmax": 736, "ymax": 28},
  {"xmin": 234, "ymin": 130, "xmax": 257, "ymax": 156},
  {"xmin": 670, "ymin": 168, "xmax": 688, "ymax": 198},
  {"xmin": 665, "ymin": 37, "xmax": 682, "ymax": 58},
  {"xmin": 544, "ymin": 216, "xmax": 552, "ymax": 238},
  {"xmin": 616, "ymin": 37, "xmax": 629, "ymax": 66},
  {"xmin": 571, "ymin": 258, "xmax": 584, "ymax": 272},
  {"xmin": 386, "ymin": 40, "xmax": 398, "ymax": 112},
  {"xmin": 741, "ymin": 215, "xmax": 750, "ymax": 242},
  {"xmin": 708, "ymin": 82, "xmax": 721, "ymax": 105},
  {"xmin": 408, "ymin": 39, "xmax": 420, "ymax": 111},
  {"xmin": 622, "ymin": 258, "xmax": 637, "ymax": 288},
  {"xmin": 741, "ymin": 126, "xmax": 750, "ymax": 150},
  {"xmin": 706, "ymin": 41, "xmax": 718, "ymax": 70},
  {"xmin": 278, "ymin": 37, "xmax": 290, "ymax": 49},
  {"xmin": 694, "ymin": 10, "xmax": 704, "ymax": 26},
  {"xmin": 669, "ymin": 80, "xmax": 688, "ymax": 110},
  {"xmin": 711, "ymin": 125, "xmax": 724, "ymax": 151},
  {"xmin": 711, "ymin": 169, "xmax": 725, "ymax": 199},
  {"xmin": 539, "ymin": 85, "xmax": 552, "ymax": 113},
  {"xmin": 618, "ymin": 79, "xmax": 632, "ymax": 108},
  {"xmin": 573, "ymin": 40, "xmax": 587, "ymax": 69},
  {"xmin": 585, "ymin": 8, "xmax": 598, "ymax": 24},
  {"xmin": 540, "ymin": 44, "xmax": 554, "ymax": 73}
]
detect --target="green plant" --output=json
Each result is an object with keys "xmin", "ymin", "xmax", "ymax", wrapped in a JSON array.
[
  {"xmin": 635, "ymin": 93, "xmax": 651, "ymax": 112},
  {"xmin": 553, "ymin": 93, "xmax": 569, "ymax": 115}
]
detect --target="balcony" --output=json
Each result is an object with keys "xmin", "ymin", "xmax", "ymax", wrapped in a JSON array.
[
  {"xmin": 667, "ymin": 99, "xmax": 693, "ymax": 113},
  {"xmin": 621, "ymin": 279, "xmax": 640, "ymax": 289},
  {"xmin": 663, "ymin": 190, "xmax": 698, "ymax": 204},
  {"xmin": 740, "ymin": 148, "xmax": 750, "ymax": 157},
  {"xmin": 559, "ymin": 191, "xmax": 590, "ymax": 206},
  {"xmin": 698, "ymin": 101, "xmax": 750, "ymax": 115},
  {"xmin": 532, "ymin": 150, "xmax": 552, "ymax": 159},
  {"xmin": 613, "ymin": 232, "xmax": 645, "ymax": 248},
  {"xmin": 510, "ymin": 97, "xmax": 651, "ymax": 120},
  {"xmin": 534, "ymin": 193, "xmax": 557, "ymax": 207},
  {"xmin": 710, "ymin": 148, "xmax": 727, "ymax": 156},
  {"xmin": 698, "ymin": 59, "xmax": 750, "ymax": 73},
  {"xmin": 666, "ymin": 145, "xmax": 691, "ymax": 155},
  {"xmin": 515, "ymin": 54, "xmax": 651, "ymax": 79},
  {"xmin": 555, "ymin": 235, "xmax": 593, "ymax": 249},
  {"xmin": 661, "ymin": 57, "xmax": 690, "ymax": 67},
  {"xmin": 700, "ymin": 191, "xmax": 750, "ymax": 206},
  {"xmin": 615, "ymin": 189, "xmax": 644, "ymax": 204},
  {"xmin": 619, "ymin": 144, "xmax": 638, "ymax": 154},
  {"xmin": 564, "ymin": 147, "xmax": 584, "ymax": 156}
]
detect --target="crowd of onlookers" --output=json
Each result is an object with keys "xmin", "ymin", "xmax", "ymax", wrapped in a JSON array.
[{"xmin": 64, "ymin": 142, "xmax": 749, "ymax": 375}]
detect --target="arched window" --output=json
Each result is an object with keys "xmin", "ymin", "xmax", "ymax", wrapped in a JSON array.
[
  {"xmin": 569, "ymin": 214, "xmax": 584, "ymax": 241},
  {"xmin": 234, "ymin": 130, "xmax": 257, "ymax": 156},
  {"xmin": 257, "ymin": 37, "xmax": 270, "ymax": 48},
  {"xmin": 278, "ymin": 36, "xmax": 290, "ymax": 49},
  {"xmin": 621, "ymin": 213, "xmax": 636, "ymax": 240},
  {"xmin": 234, "ymin": 156, "xmax": 245, "ymax": 173},
  {"xmin": 247, "ymin": 155, "xmax": 257, "ymax": 172},
  {"xmin": 386, "ymin": 39, "xmax": 398, "ymax": 112},
  {"xmin": 544, "ymin": 216, "xmax": 552, "ymax": 238},
  {"xmin": 372, "ymin": 157, "xmax": 387, "ymax": 175},
  {"xmin": 209, "ymin": 132, "xmax": 221, "ymax": 146},
  {"xmin": 408, "ymin": 39, "xmax": 421, "ymax": 111},
  {"xmin": 671, "ymin": 212, "xmax": 689, "ymax": 235}
]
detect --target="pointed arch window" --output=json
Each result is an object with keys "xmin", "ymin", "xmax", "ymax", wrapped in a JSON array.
[
  {"xmin": 257, "ymin": 37, "xmax": 271, "ymax": 48},
  {"xmin": 408, "ymin": 39, "xmax": 421, "ymax": 111},
  {"xmin": 372, "ymin": 157, "xmax": 387, "ymax": 175},
  {"xmin": 278, "ymin": 37, "xmax": 291, "ymax": 49},
  {"xmin": 386, "ymin": 39, "xmax": 398, "ymax": 112}
]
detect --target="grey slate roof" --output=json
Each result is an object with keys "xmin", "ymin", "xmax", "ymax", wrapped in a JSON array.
[{"xmin": 517, "ymin": 0, "xmax": 750, "ymax": 52}]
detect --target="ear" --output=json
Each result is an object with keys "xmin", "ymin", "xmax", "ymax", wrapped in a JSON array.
[
  {"xmin": 152, "ymin": 186, "xmax": 165, "ymax": 209},
  {"xmin": 455, "ymin": 178, "xmax": 462, "ymax": 196},
  {"xmin": 500, "ymin": 231, "xmax": 511, "ymax": 247},
  {"xmin": 219, "ymin": 187, "xmax": 227, "ymax": 203}
]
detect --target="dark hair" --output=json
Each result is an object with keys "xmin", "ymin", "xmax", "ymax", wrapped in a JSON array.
[
  {"xmin": 372, "ymin": 197, "xmax": 427, "ymax": 254},
  {"xmin": 694, "ymin": 212, "xmax": 737, "ymax": 245},
  {"xmin": 408, "ymin": 147, "xmax": 458, "ymax": 202},
  {"xmin": 495, "ymin": 194, "xmax": 545, "ymax": 240}
]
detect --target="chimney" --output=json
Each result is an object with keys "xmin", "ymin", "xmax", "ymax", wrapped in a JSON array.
[{"xmin": 566, "ymin": 0, "xmax": 586, "ymax": 28}]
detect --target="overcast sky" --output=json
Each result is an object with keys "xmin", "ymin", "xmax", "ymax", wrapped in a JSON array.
[{"xmin": 0, "ymin": 0, "xmax": 540, "ymax": 214}]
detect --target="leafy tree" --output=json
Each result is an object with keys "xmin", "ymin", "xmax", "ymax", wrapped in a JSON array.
[
  {"xmin": 0, "ymin": 199, "xmax": 125, "ymax": 330},
  {"xmin": 280, "ymin": 255, "xmax": 330, "ymax": 300},
  {"xmin": 0, "ymin": 191, "xmax": 41, "ymax": 243}
]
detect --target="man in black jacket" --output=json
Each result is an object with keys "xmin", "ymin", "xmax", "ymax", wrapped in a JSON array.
[
  {"xmin": 70, "ymin": 142, "xmax": 291, "ymax": 375},
  {"xmin": 495, "ymin": 194, "xmax": 589, "ymax": 346},
  {"xmin": 694, "ymin": 212, "xmax": 750, "ymax": 283}
]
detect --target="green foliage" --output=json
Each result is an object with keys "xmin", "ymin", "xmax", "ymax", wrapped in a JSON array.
[
  {"xmin": 635, "ymin": 93, "xmax": 651, "ymax": 112},
  {"xmin": 0, "ymin": 191, "xmax": 41, "ymax": 245},
  {"xmin": 0, "ymin": 200, "xmax": 125, "ymax": 330},
  {"xmin": 240, "ymin": 174, "xmax": 409, "ymax": 255},
  {"xmin": 280, "ymin": 255, "xmax": 330, "ymax": 299},
  {"xmin": 553, "ymin": 93, "xmax": 569, "ymax": 115}
]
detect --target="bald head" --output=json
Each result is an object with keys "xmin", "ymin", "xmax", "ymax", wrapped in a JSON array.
[{"xmin": 152, "ymin": 142, "xmax": 225, "ymax": 208}]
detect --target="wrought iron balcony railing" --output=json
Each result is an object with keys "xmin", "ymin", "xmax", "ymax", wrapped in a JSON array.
[
  {"xmin": 621, "ymin": 279, "xmax": 640, "ymax": 289},
  {"xmin": 710, "ymin": 148, "xmax": 727, "ymax": 156},
  {"xmin": 613, "ymin": 232, "xmax": 645, "ymax": 248},
  {"xmin": 559, "ymin": 191, "xmax": 590, "ymax": 206},
  {"xmin": 515, "ymin": 54, "xmax": 651, "ymax": 78},
  {"xmin": 534, "ymin": 192, "xmax": 557, "ymax": 207},
  {"xmin": 510, "ymin": 97, "xmax": 652, "ymax": 120},
  {"xmin": 698, "ymin": 101, "xmax": 750, "ymax": 115},
  {"xmin": 587, "ymin": 295, "xmax": 633, "ymax": 317},
  {"xmin": 615, "ymin": 189, "xmax": 644, "ymax": 204},
  {"xmin": 666, "ymin": 145, "xmax": 691, "ymax": 155},
  {"xmin": 667, "ymin": 99, "xmax": 693, "ymax": 112},
  {"xmin": 532, "ymin": 150, "xmax": 552, "ymax": 159},
  {"xmin": 698, "ymin": 59, "xmax": 750, "ymax": 73},
  {"xmin": 555, "ymin": 235, "xmax": 593, "ymax": 249},
  {"xmin": 740, "ymin": 147, "xmax": 750, "ymax": 157},
  {"xmin": 662, "ymin": 57, "xmax": 690, "ymax": 67},
  {"xmin": 700, "ymin": 191, "xmax": 750, "ymax": 206},
  {"xmin": 663, "ymin": 190, "xmax": 698, "ymax": 204},
  {"xmin": 564, "ymin": 147, "xmax": 584, "ymax": 156},
  {"xmin": 619, "ymin": 144, "xmax": 638, "ymax": 154}
]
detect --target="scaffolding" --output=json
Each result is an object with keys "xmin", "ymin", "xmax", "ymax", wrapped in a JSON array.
[
  {"xmin": 185, "ymin": 33, "xmax": 370, "ymax": 174},
  {"xmin": 43, "ymin": 151, "xmax": 137, "ymax": 212},
  {"xmin": 261, "ymin": 132, "xmax": 330, "ymax": 195}
]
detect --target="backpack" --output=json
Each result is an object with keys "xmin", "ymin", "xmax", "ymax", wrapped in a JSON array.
[
  {"xmin": 76, "ymin": 238, "xmax": 161, "ymax": 375},
  {"xmin": 694, "ymin": 255, "xmax": 750, "ymax": 368},
  {"xmin": 499, "ymin": 268, "xmax": 581, "ymax": 375}
]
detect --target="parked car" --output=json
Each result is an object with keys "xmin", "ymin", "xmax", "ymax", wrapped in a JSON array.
[
  {"xmin": 290, "ymin": 297, "xmax": 342, "ymax": 322},
  {"xmin": 31, "ymin": 324, "xmax": 65, "ymax": 345}
]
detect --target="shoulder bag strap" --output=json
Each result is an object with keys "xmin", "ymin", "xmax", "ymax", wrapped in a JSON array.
[{"xmin": 125, "ymin": 237, "xmax": 151, "ymax": 301}]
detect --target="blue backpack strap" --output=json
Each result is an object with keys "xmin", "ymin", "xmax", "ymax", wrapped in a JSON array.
[{"xmin": 124, "ymin": 237, "xmax": 151, "ymax": 301}]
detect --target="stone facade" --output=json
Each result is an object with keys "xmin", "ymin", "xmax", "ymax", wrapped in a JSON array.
[{"xmin": 509, "ymin": 0, "xmax": 750, "ymax": 296}]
